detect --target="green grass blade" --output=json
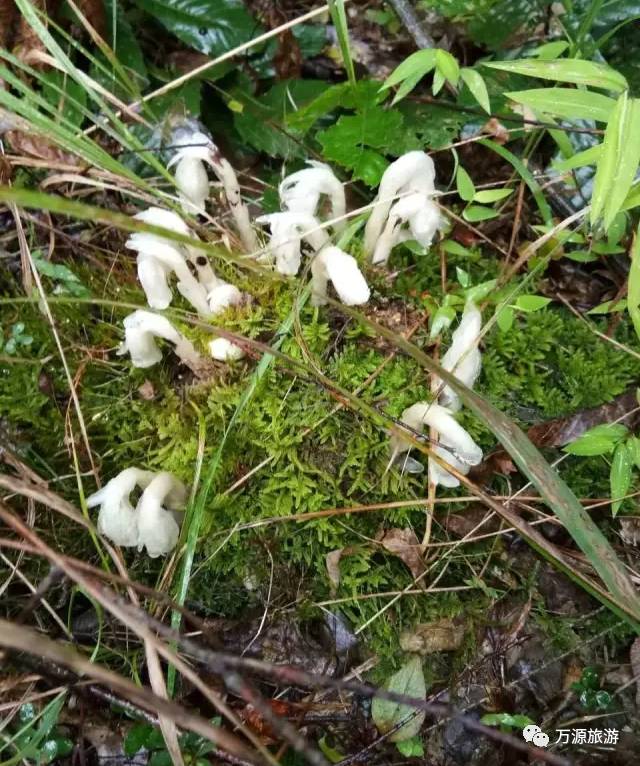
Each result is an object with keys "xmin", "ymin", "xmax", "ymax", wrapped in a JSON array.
[{"xmin": 328, "ymin": 0, "xmax": 356, "ymax": 87}]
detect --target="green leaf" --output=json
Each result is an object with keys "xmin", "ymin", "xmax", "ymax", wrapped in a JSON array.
[
  {"xmin": 462, "ymin": 204, "xmax": 499, "ymax": 222},
  {"xmin": 564, "ymin": 424, "xmax": 628, "ymax": 456},
  {"xmin": 496, "ymin": 305, "xmax": 515, "ymax": 332},
  {"xmin": 381, "ymin": 49, "xmax": 436, "ymax": 91},
  {"xmin": 460, "ymin": 68, "xmax": 490, "ymax": 113},
  {"xmin": 465, "ymin": 278, "xmax": 497, "ymax": 303},
  {"xmin": 611, "ymin": 442, "xmax": 633, "ymax": 515},
  {"xmin": 125, "ymin": 724, "xmax": 155, "ymax": 756},
  {"xmin": 41, "ymin": 70, "xmax": 88, "ymax": 129},
  {"xmin": 328, "ymin": 0, "xmax": 356, "ymax": 87},
  {"xmin": 441, "ymin": 240, "xmax": 472, "ymax": 256},
  {"xmin": 435, "ymin": 49, "xmax": 460, "ymax": 85},
  {"xmin": 481, "ymin": 712, "xmax": 535, "ymax": 729},
  {"xmin": 532, "ymin": 40, "xmax": 570, "ymax": 59},
  {"xmin": 627, "ymin": 225, "xmax": 640, "ymax": 344},
  {"xmin": 130, "ymin": 0, "xmax": 259, "ymax": 57},
  {"xmin": 628, "ymin": 436, "xmax": 640, "ymax": 470},
  {"xmin": 318, "ymin": 736, "xmax": 345, "ymax": 763},
  {"xmin": 396, "ymin": 736, "xmax": 424, "ymax": 757},
  {"xmin": 432, "ymin": 68, "xmax": 446, "ymax": 95},
  {"xmin": 513, "ymin": 295, "xmax": 551, "ymax": 312},
  {"xmin": 506, "ymin": 88, "xmax": 616, "ymax": 122},
  {"xmin": 591, "ymin": 92, "xmax": 640, "ymax": 229},
  {"xmin": 484, "ymin": 58, "xmax": 628, "ymax": 92},
  {"xmin": 456, "ymin": 266, "xmax": 470, "ymax": 287},
  {"xmin": 456, "ymin": 166, "xmax": 475, "ymax": 201},
  {"xmin": 587, "ymin": 298, "xmax": 627, "ymax": 314},
  {"xmin": 473, "ymin": 188, "xmax": 513, "ymax": 203},
  {"xmin": 371, "ymin": 657, "xmax": 427, "ymax": 743},
  {"xmin": 565, "ymin": 249, "xmax": 599, "ymax": 263},
  {"xmin": 553, "ymin": 144, "xmax": 602, "ymax": 172}
]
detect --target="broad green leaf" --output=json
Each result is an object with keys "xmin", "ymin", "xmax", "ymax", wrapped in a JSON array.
[
  {"xmin": 564, "ymin": 424, "xmax": 628, "ymax": 456},
  {"xmin": 484, "ymin": 58, "xmax": 627, "ymax": 92},
  {"xmin": 371, "ymin": 657, "xmax": 427, "ymax": 743},
  {"xmin": 465, "ymin": 278, "xmax": 497, "ymax": 303},
  {"xmin": 381, "ymin": 49, "xmax": 436, "ymax": 91},
  {"xmin": 473, "ymin": 188, "xmax": 513, "ymax": 203},
  {"xmin": 462, "ymin": 204, "xmax": 498, "ymax": 222},
  {"xmin": 592, "ymin": 92, "xmax": 640, "ymax": 228},
  {"xmin": 532, "ymin": 40, "xmax": 570, "ymax": 59},
  {"xmin": 125, "ymin": 724, "xmax": 155, "ymax": 756},
  {"xmin": 435, "ymin": 49, "xmax": 460, "ymax": 85},
  {"xmin": 627, "ymin": 225, "xmax": 640, "ymax": 343},
  {"xmin": 627, "ymin": 435, "xmax": 640, "ymax": 470},
  {"xmin": 456, "ymin": 166, "xmax": 475, "ymax": 201},
  {"xmin": 553, "ymin": 144, "xmax": 602, "ymax": 172},
  {"xmin": 587, "ymin": 298, "xmax": 627, "ymax": 314},
  {"xmin": 441, "ymin": 240, "xmax": 472, "ymax": 256},
  {"xmin": 460, "ymin": 68, "xmax": 490, "ymax": 113},
  {"xmin": 396, "ymin": 736, "xmax": 424, "ymax": 757},
  {"xmin": 456, "ymin": 266, "xmax": 470, "ymax": 287},
  {"xmin": 506, "ymin": 88, "xmax": 616, "ymax": 122},
  {"xmin": 611, "ymin": 442, "xmax": 633, "ymax": 515},
  {"xmin": 513, "ymin": 295, "xmax": 551, "ymax": 312},
  {"xmin": 130, "ymin": 0, "xmax": 259, "ymax": 57},
  {"xmin": 432, "ymin": 68, "xmax": 446, "ymax": 95},
  {"xmin": 566, "ymin": 249, "xmax": 599, "ymax": 262},
  {"xmin": 496, "ymin": 305, "xmax": 515, "ymax": 332}
]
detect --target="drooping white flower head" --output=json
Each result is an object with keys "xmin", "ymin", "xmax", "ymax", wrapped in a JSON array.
[
  {"xmin": 257, "ymin": 211, "xmax": 330, "ymax": 275},
  {"xmin": 169, "ymin": 122, "xmax": 258, "ymax": 252},
  {"xmin": 117, "ymin": 310, "xmax": 202, "ymax": 371},
  {"xmin": 372, "ymin": 192, "xmax": 443, "ymax": 265},
  {"xmin": 86, "ymin": 467, "xmax": 155, "ymax": 547},
  {"xmin": 279, "ymin": 161, "xmax": 346, "ymax": 232},
  {"xmin": 209, "ymin": 337, "xmax": 245, "ymax": 361},
  {"xmin": 126, "ymin": 207, "xmax": 211, "ymax": 316},
  {"xmin": 311, "ymin": 246, "xmax": 370, "ymax": 307},
  {"xmin": 184, "ymin": 249, "xmax": 244, "ymax": 315},
  {"xmin": 390, "ymin": 402, "xmax": 482, "ymax": 487},
  {"xmin": 136, "ymin": 472, "xmax": 188, "ymax": 558},
  {"xmin": 437, "ymin": 301, "xmax": 483, "ymax": 412},
  {"xmin": 364, "ymin": 151, "xmax": 437, "ymax": 257}
]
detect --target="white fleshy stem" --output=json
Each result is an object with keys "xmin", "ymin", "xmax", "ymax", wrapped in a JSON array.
[
  {"xmin": 389, "ymin": 401, "xmax": 482, "ymax": 487},
  {"xmin": 279, "ymin": 161, "xmax": 346, "ymax": 232},
  {"xmin": 256, "ymin": 211, "xmax": 329, "ymax": 275},
  {"xmin": 210, "ymin": 152, "xmax": 258, "ymax": 253},
  {"xmin": 363, "ymin": 151, "xmax": 436, "ymax": 257},
  {"xmin": 117, "ymin": 310, "xmax": 205, "ymax": 375},
  {"xmin": 173, "ymin": 155, "xmax": 209, "ymax": 215},
  {"xmin": 372, "ymin": 193, "xmax": 443, "ymax": 266},
  {"xmin": 136, "ymin": 471, "xmax": 188, "ymax": 557},
  {"xmin": 86, "ymin": 467, "xmax": 155, "ymax": 547},
  {"xmin": 436, "ymin": 301, "xmax": 482, "ymax": 412},
  {"xmin": 310, "ymin": 246, "xmax": 371, "ymax": 307}
]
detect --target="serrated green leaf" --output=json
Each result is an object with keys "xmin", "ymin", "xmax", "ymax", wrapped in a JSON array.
[
  {"xmin": 381, "ymin": 49, "xmax": 436, "ymax": 92},
  {"xmin": 462, "ymin": 204, "xmax": 499, "ymax": 222},
  {"xmin": 514, "ymin": 295, "xmax": 551, "ymax": 312},
  {"xmin": 460, "ymin": 68, "xmax": 490, "ymax": 113},
  {"xmin": 473, "ymin": 188, "xmax": 513, "ymax": 203},
  {"xmin": 371, "ymin": 657, "xmax": 427, "ymax": 743},
  {"xmin": 506, "ymin": 88, "xmax": 616, "ymax": 122},
  {"xmin": 611, "ymin": 442, "xmax": 633, "ymax": 515},
  {"xmin": 484, "ymin": 58, "xmax": 627, "ymax": 92},
  {"xmin": 435, "ymin": 49, "xmax": 460, "ymax": 85},
  {"xmin": 456, "ymin": 166, "xmax": 475, "ymax": 201}
]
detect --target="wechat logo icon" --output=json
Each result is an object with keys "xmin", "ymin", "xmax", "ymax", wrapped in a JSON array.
[{"xmin": 522, "ymin": 724, "xmax": 550, "ymax": 748}]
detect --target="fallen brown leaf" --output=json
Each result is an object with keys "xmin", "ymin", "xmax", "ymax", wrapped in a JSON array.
[
  {"xmin": 376, "ymin": 527, "xmax": 426, "ymax": 586},
  {"xmin": 5, "ymin": 130, "xmax": 81, "ymax": 166},
  {"xmin": 400, "ymin": 618, "xmax": 464, "ymax": 655}
]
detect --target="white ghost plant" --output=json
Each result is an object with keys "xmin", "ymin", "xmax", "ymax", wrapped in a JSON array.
[
  {"xmin": 256, "ymin": 211, "xmax": 329, "ymax": 275},
  {"xmin": 126, "ymin": 207, "xmax": 210, "ymax": 315},
  {"xmin": 209, "ymin": 337, "xmax": 245, "ymax": 361},
  {"xmin": 279, "ymin": 161, "xmax": 346, "ymax": 232},
  {"xmin": 169, "ymin": 122, "xmax": 258, "ymax": 252},
  {"xmin": 136, "ymin": 472, "xmax": 188, "ymax": 558},
  {"xmin": 364, "ymin": 151, "xmax": 438, "ymax": 258},
  {"xmin": 372, "ymin": 192, "xmax": 443, "ymax": 266},
  {"xmin": 311, "ymin": 246, "xmax": 371, "ymax": 307},
  {"xmin": 117, "ymin": 310, "xmax": 204, "ymax": 374},
  {"xmin": 186, "ymin": 251, "xmax": 244, "ymax": 315},
  {"xmin": 390, "ymin": 402, "xmax": 482, "ymax": 487},
  {"xmin": 86, "ymin": 468, "xmax": 155, "ymax": 547},
  {"xmin": 436, "ymin": 301, "xmax": 483, "ymax": 412}
]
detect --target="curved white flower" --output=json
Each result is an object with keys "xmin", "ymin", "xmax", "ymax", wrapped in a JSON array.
[
  {"xmin": 390, "ymin": 402, "xmax": 482, "ymax": 487},
  {"xmin": 257, "ymin": 211, "xmax": 329, "ymax": 275},
  {"xmin": 117, "ymin": 310, "xmax": 202, "ymax": 370},
  {"xmin": 126, "ymin": 207, "xmax": 210, "ymax": 316},
  {"xmin": 87, "ymin": 468, "xmax": 155, "ymax": 547},
  {"xmin": 136, "ymin": 472, "xmax": 187, "ymax": 558},
  {"xmin": 364, "ymin": 152, "xmax": 437, "ymax": 256},
  {"xmin": 279, "ymin": 161, "xmax": 346, "ymax": 231},
  {"xmin": 372, "ymin": 192, "xmax": 443, "ymax": 265},
  {"xmin": 311, "ymin": 246, "xmax": 370, "ymax": 307},
  {"xmin": 437, "ymin": 301, "xmax": 483, "ymax": 412},
  {"xmin": 169, "ymin": 123, "xmax": 258, "ymax": 252},
  {"xmin": 184, "ymin": 250, "xmax": 244, "ymax": 314},
  {"xmin": 209, "ymin": 337, "xmax": 245, "ymax": 361}
]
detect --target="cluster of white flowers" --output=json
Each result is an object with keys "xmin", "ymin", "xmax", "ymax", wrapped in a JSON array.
[
  {"xmin": 87, "ymin": 469, "xmax": 187, "ymax": 557},
  {"xmin": 391, "ymin": 301, "xmax": 483, "ymax": 486},
  {"xmin": 99, "ymin": 135, "xmax": 467, "ymax": 554}
]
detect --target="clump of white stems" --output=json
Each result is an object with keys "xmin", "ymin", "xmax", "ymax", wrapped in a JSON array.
[
  {"xmin": 117, "ymin": 310, "xmax": 207, "ymax": 376},
  {"xmin": 371, "ymin": 191, "xmax": 443, "ymax": 265},
  {"xmin": 390, "ymin": 402, "xmax": 482, "ymax": 487},
  {"xmin": 311, "ymin": 246, "xmax": 370, "ymax": 307},
  {"xmin": 126, "ymin": 207, "xmax": 210, "ymax": 315},
  {"xmin": 256, "ymin": 211, "xmax": 329, "ymax": 275},
  {"xmin": 391, "ymin": 302, "xmax": 484, "ymax": 484},
  {"xmin": 209, "ymin": 337, "xmax": 245, "ymax": 361},
  {"xmin": 363, "ymin": 151, "xmax": 440, "ymax": 260},
  {"xmin": 87, "ymin": 468, "xmax": 187, "ymax": 557},
  {"xmin": 185, "ymin": 250, "xmax": 244, "ymax": 315},
  {"xmin": 279, "ymin": 161, "xmax": 346, "ymax": 232},
  {"xmin": 169, "ymin": 121, "xmax": 258, "ymax": 252}
]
